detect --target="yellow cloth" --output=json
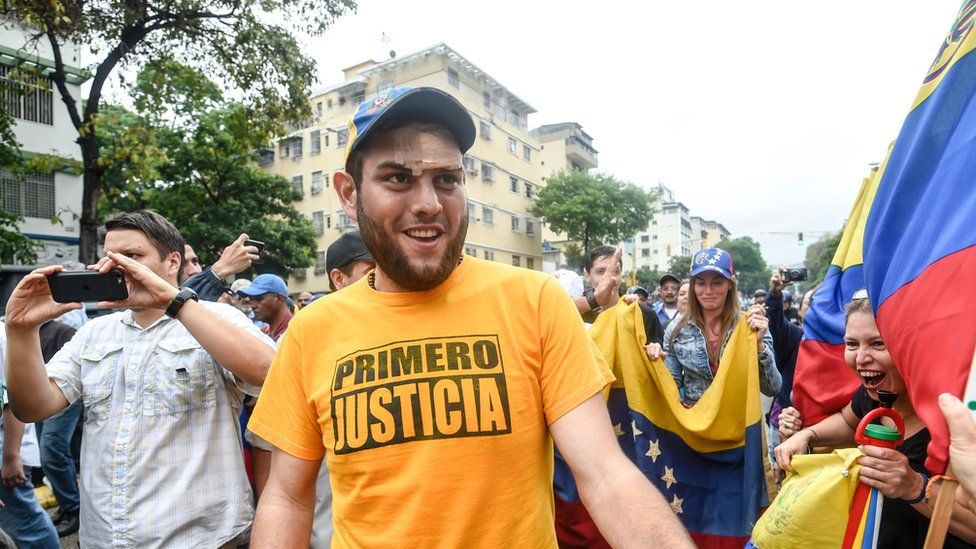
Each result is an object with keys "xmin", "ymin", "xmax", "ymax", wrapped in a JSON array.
[
  {"xmin": 590, "ymin": 302, "xmax": 761, "ymax": 453},
  {"xmin": 752, "ymin": 448, "xmax": 863, "ymax": 548},
  {"xmin": 249, "ymin": 256, "xmax": 614, "ymax": 548}
]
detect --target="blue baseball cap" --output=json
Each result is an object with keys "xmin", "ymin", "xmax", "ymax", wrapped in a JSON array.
[
  {"xmin": 344, "ymin": 86, "xmax": 476, "ymax": 164},
  {"xmin": 237, "ymin": 273, "xmax": 289, "ymax": 298},
  {"xmin": 690, "ymin": 247, "xmax": 735, "ymax": 280}
]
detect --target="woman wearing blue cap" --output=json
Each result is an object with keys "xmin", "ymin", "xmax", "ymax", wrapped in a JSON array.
[{"xmin": 647, "ymin": 247, "xmax": 780, "ymax": 406}]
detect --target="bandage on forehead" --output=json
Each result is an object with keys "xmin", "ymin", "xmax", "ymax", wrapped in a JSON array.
[{"xmin": 391, "ymin": 125, "xmax": 463, "ymax": 175}]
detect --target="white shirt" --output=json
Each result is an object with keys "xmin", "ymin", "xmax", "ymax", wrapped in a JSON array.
[
  {"xmin": 45, "ymin": 302, "xmax": 276, "ymax": 548},
  {"xmin": 0, "ymin": 322, "xmax": 41, "ymax": 467}
]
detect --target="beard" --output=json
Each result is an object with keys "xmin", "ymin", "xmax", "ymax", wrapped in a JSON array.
[{"xmin": 357, "ymin": 199, "xmax": 468, "ymax": 292}]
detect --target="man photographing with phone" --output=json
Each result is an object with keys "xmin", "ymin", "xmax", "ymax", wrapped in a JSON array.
[{"xmin": 4, "ymin": 210, "xmax": 276, "ymax": 547}]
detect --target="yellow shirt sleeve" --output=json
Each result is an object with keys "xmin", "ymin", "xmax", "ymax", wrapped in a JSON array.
[
  {"xmin": 538, "ymin": 277, "xmax": 615, "ymax": 425},
  {"xmin": 248, "ymin": 320, "xmax": 326, "ymax": 461}
]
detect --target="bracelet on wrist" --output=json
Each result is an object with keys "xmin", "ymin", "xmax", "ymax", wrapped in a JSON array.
[
  {"xmin": 803, "ymin": 427, "xmax": 819, "ymax": 444},
  {"xmin": 905, "ymin": 472, "xmax": 929, "ymax": 504}
]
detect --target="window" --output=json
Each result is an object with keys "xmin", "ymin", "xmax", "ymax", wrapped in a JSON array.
[
  {"xmin": 337, "ymin": 211, "xmax": 355, "ymax": 229},
  {"xmin": 523, "ymin": 145, "xmax": 531, "ymax": 162},
  {"xmin": 511, "ymin": 215, "xmax": 520, "ymax": 232},
  {"xmin": 292, "ymin": 137, "xmax": 303, "ymax": 158},
  {"xmin": 509, "ymin": 109, "xmax": 520, "ymax": 126},
  {"xmin": 641, "ymin": 248, "xmax": 650, "ymax": 257},
  {"xmin": 337, "ymin": 129, "xmax": 349, "ymax": 147},
  {"xmin": 512, "ymin": 255, "xmax": 521, "ymax": 267},
  {"xmin": 652, "ymin": 234, "xmax": 658, "ymax": 240},
  {"xmin": 315, "ymin": 251, "xmax": 326, "ymax": 274},
  {"xmin": 447, "ymin": 68, "xmax": 459, "ymax": 88},
  {"xmin": 483, "ymin": 91, "xmax": 491, "ymax": 108},
  {"xmin": 467, "ymin": 202, "xmax": 476, "ymax": 221},
  {"xmin": 463, "ymin": 155, "xmax": 477, "ymax": 175},
  {"xmin": 328, "ymin": 98, "xmax": 334, "ymax": 110},
  {"xmin": 507, "ymin": 137, "xmax": 517, "ymax": 154},
  {"xmin": 485, "ymin": 250, "xmax": 495, "ymax": 261},
  {"xmin": 641, "ymin": 235, "xmax": 649, "ymax": 243},
  {"xmin": 524, "ymin": 183, "xmax": 533, "ymax": 199},
  {"xmin": 1, "ymin": 170, "xmax": 55, "ymax": 218},
  {"xmin": 0, "ymin": 66, "xmax": 53, "ymax": 125},
  {"xmin": 465, "ymin": 246, "xmax": 477, "ymax": 258},
  {"xmin": 526, "ymin": 219, "xmax": 535, "ymax": 236},
  {"xmin": 312, "ymin": 211, "xmax": 324, "ymax": 235},
  {"xmin": 292, "ymin": 175, "xmax": 303, "ymax": 196},
  {"xmin": 482, "ymin": 207, "xmax": 494, "ymax": 226},
  {"xmin": 280, "ymin": 141, "xmax": 290, "ymax": 158},
  {"xmin": 479, "ymin": 120, "xmax": 491, "ymax": 140},
  {"xmin": 311, "ymin": 171, "xmax": 323, "ymax": 195},
  {"xmin": 509, "ymin": 177, "xmax": 519, "ymax": 193},
  {"xmin": 527, "ymin": 257, "xmax": 535, "ymax": 270},
  {"xmin": 482, "ymin": 163, "xmax": 494, "ymax": 183},
  {"xmin": 316, "ymin": 102, "xmax": 323, "ymax": 119},
  {"xmin": 351, "ymin": 91, "xmax": 365, "ymax": 105},
  {"xmin": 310, "ymin": 130, "xmax": 321, "ymax": 155}
]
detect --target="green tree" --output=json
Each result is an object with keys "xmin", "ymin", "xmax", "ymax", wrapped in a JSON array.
[
  {"xmin": 715, "ymin": 237, "xmax": 771, "ymax": 294},
  {"xmin": 667, "ymin": 255, "xmax": 693, "ymax": 278},
  {"xmin": 4, "ymin": 0, "xmax": 356, "ymax": 262},
  {"xmin": 532, "ymin": 169, "xmax": 657, "ymax": 253},
  {"xmin": 99, "ymin": 61, "xmax": 315, "ymax": 273},
  {"xmin": 633, "ymin": 266, "xmax": 663, "ymax": 289},
  {"xmin": 804, "ymin": 230, "xmax": 843, "ymax": 283}
]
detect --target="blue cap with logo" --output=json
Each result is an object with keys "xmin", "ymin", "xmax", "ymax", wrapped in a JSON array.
[
  {"xmin": 345, "ymin": 86, "xmax": 477, "ymax": 164},
  {"xmin": 690, "ymin": 247, "xmax": 735, "ymax": 280},
  {"xmin": 237, "ymin": 273, "xmax": 289, "ymax": 298}
]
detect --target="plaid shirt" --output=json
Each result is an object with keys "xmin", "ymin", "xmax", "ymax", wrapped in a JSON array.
[{"xmin": 46, "ymin": 302, "xmax": 275, "ymax": 548}]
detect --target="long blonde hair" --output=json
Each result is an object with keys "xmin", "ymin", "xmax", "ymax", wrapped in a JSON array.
[{"xmin": 670, "ymin": 275, "xmax": 740, "ymax": 365}]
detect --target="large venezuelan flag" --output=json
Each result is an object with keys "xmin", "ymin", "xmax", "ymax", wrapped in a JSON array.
[
  {"xmin": 862, "ymin": 0, "xmax": 976, "ymax": 474},
  {"xmin": 791, "ymin": 168, "xmax": 880, "ymax": 425},
  {"xmin": 591, "ymin": 303, "xmax": 772, "ymax": 548}
]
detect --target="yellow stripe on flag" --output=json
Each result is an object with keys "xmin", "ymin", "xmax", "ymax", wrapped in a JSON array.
[
  {"xmin": 590, "ymin": 302, "xmax": 761, "ymax": 454},
  {"xmin": 911, "ymin": 1, "xmax": 976, "ymax": 110}
]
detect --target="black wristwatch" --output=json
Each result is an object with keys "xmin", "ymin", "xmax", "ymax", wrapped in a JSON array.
[
  {"xmin": 583, "ymin": 287, "xmax": 601, "ymax": 313},
  {"xmin": 165, "ymin": 287, "xmax": 199, "ymax": 318}
]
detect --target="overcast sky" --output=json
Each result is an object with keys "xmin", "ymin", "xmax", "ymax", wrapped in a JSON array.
[{"xmin": 305, "ymin": 1, "xmax": 962, "ymax": 266}]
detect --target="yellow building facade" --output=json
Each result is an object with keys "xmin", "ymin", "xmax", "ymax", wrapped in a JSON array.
[{"xmin": 263, "ymin": 43, "xmax": 590, "ymax": 293}]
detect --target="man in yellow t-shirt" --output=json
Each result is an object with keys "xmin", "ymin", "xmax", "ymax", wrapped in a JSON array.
[{"xmin": 248, "ymin": 86, "xmax": 692, "ymax": 548}]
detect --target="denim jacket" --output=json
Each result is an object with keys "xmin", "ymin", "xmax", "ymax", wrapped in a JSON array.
[{"xmin": 663, "ymin": 316, "xmax": 780, "ymax": 406}]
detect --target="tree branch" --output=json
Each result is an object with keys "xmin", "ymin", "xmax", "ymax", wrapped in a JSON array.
[{"xmin": 45, "ymin": 32, "xmax": 83, "ymax": 131}]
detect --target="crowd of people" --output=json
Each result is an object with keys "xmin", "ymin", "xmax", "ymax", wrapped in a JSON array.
[{"xmin": 1, "ymin": 85, "xmax": 976, "ymax": 549}]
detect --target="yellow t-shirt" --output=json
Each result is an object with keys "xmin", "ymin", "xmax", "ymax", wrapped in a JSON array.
[{"xmin": 249, "ymin": 256, "xmax": 614, "ymax": 548}]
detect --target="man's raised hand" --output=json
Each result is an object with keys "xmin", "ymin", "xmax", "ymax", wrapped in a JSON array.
[
  {"xmin": 3, "ymin": 265, "xmax": 83, "ymax": 331},
  {"xmin": 90, "ymin": 252, "xmax": 179, "ymax": 310}
]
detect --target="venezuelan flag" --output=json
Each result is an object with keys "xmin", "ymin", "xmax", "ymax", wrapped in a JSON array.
[
  {"xmin": 862, "ymin": 0, "xmax": 976, "ymax": 474},
  {"xmin": 791, "ymin": 167, "xmax": 880, "ymax": 425},
  {"xmin": 591, "ymin": 303, "xmax": 772, "ymax": 548}
]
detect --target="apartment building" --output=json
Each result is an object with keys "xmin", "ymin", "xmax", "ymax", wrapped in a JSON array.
[
  {"xmin": 623, "ymin": 184, "xmax": 731, "ymax": 274},
  {"xmin": 532, "ymin": 122, "xmax": 598, "ymax": 272},
  {"xmin": 0, "ymin": 25, "xmax": 87, "ymax": 302},
  {"xmin": 263, "ymin": 43, "xmax": 588, "ymax": 293}
]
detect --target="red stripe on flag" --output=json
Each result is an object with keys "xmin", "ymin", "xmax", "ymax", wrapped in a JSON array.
[
  {"xmin": 875, "ymin": 246, "xmax": 976, "ymax": 474},
  {"xmin": 690, "ymin": 532, "xmax": 751, "ymax": 548},
  {"xmin": 792, "ymin": 340, "xmax": 861, "ymax": 425}
]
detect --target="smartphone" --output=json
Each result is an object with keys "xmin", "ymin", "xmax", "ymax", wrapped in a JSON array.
[
  {"xmin": 245, "ymin": 239, "xmax": 266, "ymax": 265},
  {"xmin": 782, "ymin": 267, "xmax": 809, "ymax": 283},
  {"xmin": 48, "ymin": 269, "xmax": 128, "ymax": 303}
]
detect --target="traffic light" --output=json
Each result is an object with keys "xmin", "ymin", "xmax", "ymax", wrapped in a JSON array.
[{"xmin": 798, "ymin": 232, "xmax": 804, "ymax": 246}]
